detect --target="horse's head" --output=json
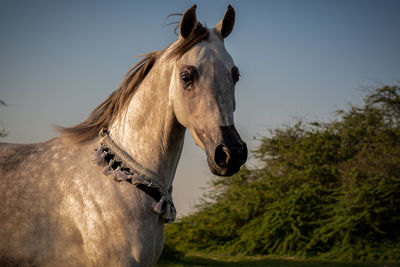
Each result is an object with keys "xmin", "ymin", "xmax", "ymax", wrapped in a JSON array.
[{"xmin": 169, "ymin": 5, "xmax": 247, "ymax": 176}]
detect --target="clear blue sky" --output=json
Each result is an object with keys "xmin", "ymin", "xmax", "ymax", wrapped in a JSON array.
[{"xmin": 1, "ymin": 0, "xmax": 399, "ymax": 215}]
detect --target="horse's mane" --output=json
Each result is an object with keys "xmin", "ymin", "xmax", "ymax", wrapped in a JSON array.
[{"xmin": 58, "ymin": 22, "xmax": 209, "ymax": 144}]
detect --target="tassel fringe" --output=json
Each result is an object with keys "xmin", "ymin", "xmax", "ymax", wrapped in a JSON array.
[{"xmin": 95, "ymin": 143, "xmax": 176, "ymax": 223}]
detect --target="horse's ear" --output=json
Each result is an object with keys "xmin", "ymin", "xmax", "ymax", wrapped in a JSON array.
[
  {"xmin": 180, "ymin": 5, "xmax": 198, "ymax": 38},
  {"xmin": 216, "ymin": 5, "xmax": 235, "ymax": 39}
]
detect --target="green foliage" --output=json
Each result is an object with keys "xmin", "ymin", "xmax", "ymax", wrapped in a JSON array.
[{"xmin": 165, "ymin": 84, "xmax": 400, "ymax": 261}]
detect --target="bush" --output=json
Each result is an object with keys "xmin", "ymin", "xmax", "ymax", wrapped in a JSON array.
[{"xmin": 165, "ymin": 84, "xmax": 400, "ymax": 261}]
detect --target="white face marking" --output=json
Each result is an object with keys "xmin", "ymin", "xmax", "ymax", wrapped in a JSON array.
[{"xmin": 170, "ymin": 30, "xmax": 238, "ymax": 149}]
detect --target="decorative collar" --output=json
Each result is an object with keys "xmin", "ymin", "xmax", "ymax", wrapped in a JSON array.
[{"xmin": 95, "ymin": 129, "xmax": 176, "ymax": 223}]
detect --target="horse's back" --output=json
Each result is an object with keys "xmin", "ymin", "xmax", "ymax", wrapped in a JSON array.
[
  {"xmin": 0, "ymin": 139, "xmax": 88, "ymax": 266},
  {"xmin": 0, "ymin": 141, "xmax": 43, "ymax": 173}
]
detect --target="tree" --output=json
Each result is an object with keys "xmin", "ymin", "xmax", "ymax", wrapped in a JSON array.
[{"xmin": 164, "ymin": 84, "xmax": 400, "ymax": 261}]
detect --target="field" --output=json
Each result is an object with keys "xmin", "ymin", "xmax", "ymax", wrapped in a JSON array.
[{"xmin": 156, "ymin": 253, "xmax": 400, "ymax": 267}]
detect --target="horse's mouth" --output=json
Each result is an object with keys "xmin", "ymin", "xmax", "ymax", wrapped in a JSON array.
[{"xmin": 207, "ymin": 155, "xmax": 244, "ymax": 176}]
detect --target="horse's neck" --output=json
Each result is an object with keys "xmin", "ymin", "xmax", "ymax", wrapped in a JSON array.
[{"xmin": 109, "ymin": 60, "xmax": 185, "ymax": 186}]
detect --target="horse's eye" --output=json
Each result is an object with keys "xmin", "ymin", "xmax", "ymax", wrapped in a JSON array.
[
  {"xmin": 181, "ymin": 72, "xmax": 191, "ymax": 84},
  {"xmin": 231, "ymin": 66, "xmax": 240, "ymax": 84},
  {"xmin": 180, "ymin": 65, "xmax": 197, "ymax": 89}
]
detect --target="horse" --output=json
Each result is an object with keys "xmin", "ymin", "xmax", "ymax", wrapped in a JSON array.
[{"xmin": 0, "ymin": 5, "xmax": 247, "ymax": 266}]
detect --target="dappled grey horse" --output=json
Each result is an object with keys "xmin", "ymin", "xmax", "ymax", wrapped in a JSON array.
[{"xmin": 0, "ymin": 5, "xmax": 247, "ymax": 266}]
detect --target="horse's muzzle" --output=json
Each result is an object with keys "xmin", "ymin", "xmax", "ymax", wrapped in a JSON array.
[{"xmin": 207, "ymin": 126, "xmax": 247, "ymax": 176}]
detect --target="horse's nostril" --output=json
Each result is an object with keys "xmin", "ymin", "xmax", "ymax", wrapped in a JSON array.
[
  {"xmin": 214, "ymin": 145, "xmax": 230, "ymax": 168},
  {"xmin": 214, "ymin": 143, "xmax": 247, "ymax": 170}
]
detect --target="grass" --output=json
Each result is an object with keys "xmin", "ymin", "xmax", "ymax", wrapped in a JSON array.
[{"xmin": 156, "ymin": 252, "xmax": 400, "ymax": 267}]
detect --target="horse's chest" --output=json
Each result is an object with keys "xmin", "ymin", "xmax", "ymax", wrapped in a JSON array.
[{"xmin": 65, "ymin": 180, "xmax": 163, "ymax": 266}]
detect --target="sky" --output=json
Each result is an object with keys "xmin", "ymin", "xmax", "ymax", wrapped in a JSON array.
[{"xmin": 1, "ymin": 0, "xmax": 400, "ymax": 215}]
